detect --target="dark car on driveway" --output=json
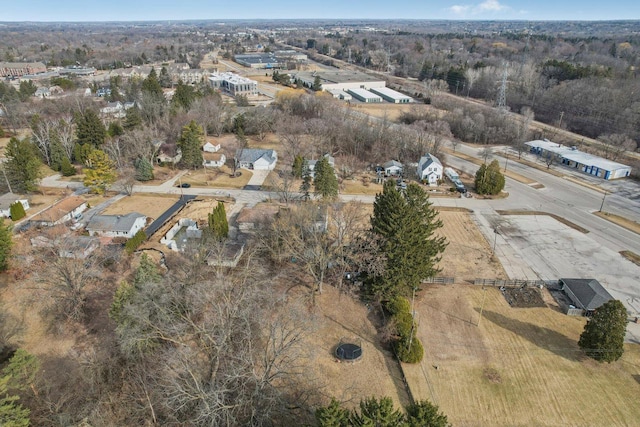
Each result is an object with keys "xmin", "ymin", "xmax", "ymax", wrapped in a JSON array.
[{"xmin": 177, "ymin": 183, "xmax": 191, "ymax": 188}]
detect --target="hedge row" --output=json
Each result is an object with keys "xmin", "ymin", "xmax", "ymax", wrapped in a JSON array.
[{"xmin": 386, "ymin": 296, "xmax": 424, "ymax": 364}]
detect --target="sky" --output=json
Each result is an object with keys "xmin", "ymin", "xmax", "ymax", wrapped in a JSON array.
[{"xmin": 2, "ymin": 0, "xmax": 640, "ymax": 22}]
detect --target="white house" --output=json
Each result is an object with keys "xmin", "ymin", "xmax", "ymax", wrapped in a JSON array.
[
  {"xmin": 156, "ymin": 143, "xmax": 182, "ymax": 165},
  {"xmin": 29, "ymin": 196, "xmax": 87, "ymax": 227},
  {"xmin": 203, "ymin": 142, "xmax": 221, "ymax": 153},
  {"xmin": 383, "ymin": 160, "xmax": 403, "ymax": 177},
  {"xmin": 0, "ymin": 194, "xmax": 29, "ymax": 219},
  {"xmin": 86, "ymin": 212, "xmax": 147, "ymax": 238},
  {"xmin": 34, "ymin": 87, "xmax": 50, "ymax": 98},
  {"xmin": 235, "ymin": 149, "xmax": 277, "ymax": 171},
  {"xmin": 417, "ymin": 153, "xmax": 443, "ymax": 186},
  {"xmin": 100, "ymin": 101, "xmax": 125, "ymax": 117},
  {"xmin": 203, "ymin": 152, "xmax": 226, "ymax": 168},
  {"xmin": 305, "ymin": 154, "xmax": 335, "ymax": 178}
]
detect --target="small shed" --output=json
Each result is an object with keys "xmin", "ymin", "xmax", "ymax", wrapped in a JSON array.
[{"xmin": 560, "ymin": 278, "xmax": 614, "ymax": 316}]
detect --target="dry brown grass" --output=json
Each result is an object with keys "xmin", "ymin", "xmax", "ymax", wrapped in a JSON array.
[
  {"xmin": 350, "ymin": 103, "xmax": 434, "ymax": 121},
  {"xmin": 341, "ymin": 176, "xmax": 384, "ymax": 195},
  {"xmin": 594, "ymin": 211, "xmax": 640, "ymax": 235},
  {"xmin": 182, "ymin": 166, "xmax": 253, "ymax": 189},
  {"xmin": 620, "ymin": 251, "xmax": 640, "ymax": 267},
  {"xmin": 403, "ymin": 284, "xmax": 640, "ymax": 426},
  {"xmin": 101, "ymin": 194, "xmax": 181, "ymax": 220},
  {"xmin": 443, "ymin": 147, "xmax": 538, "ymax": 186}
]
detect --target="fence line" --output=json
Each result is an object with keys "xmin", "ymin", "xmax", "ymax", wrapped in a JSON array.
[
  {"xmin": 473, "ymin": 278, "xmax": 547, "ymax": 288},
  {"xmin": 423, "ymin": 277, "xmax": 456, "ymax": 285}
]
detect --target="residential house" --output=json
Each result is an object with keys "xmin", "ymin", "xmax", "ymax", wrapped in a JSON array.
[
  {"xmin": 100, "ymin": 101, "xmax": 125, "ymax": 117},
  {"xmin": 560, "ymin": 278, "xmax": 614, "ymax": 316},
  {"xmin": 203, "ymin": 141, "xmax": 221, "ymax": 153},
  {"xmin": 417, "ymin": 153, "xmax": 443, "ymax": 186},
  {"xmin": 34, "ymin": 87, "xmax": 50, "ymax": 98},
  {"xmin": 0, "ymin": 194, "xmax": 29, "ymax": 219},
  {"xmin": 203, "ymin": 152, "xmax": 226, "ymax": 168},
  {"xmin": 156, "ymin": 143, "xmax": 182, "ymax": 165},
  {"xmin": 29, "ymin": 196, "xmax": 87, "ymax": 227},
  {"xmin": 87, "ymin": 212, "xmax": 147, "ymax": 238},
  {"xmin": 235, "ymin": 148, "xmax": 277, "ymax": 170},
  {"xmin": 383, "ymin": 160, "xmax": 403, "ymax": 177},
  {"xmin": 305, "ymin": 154, "xmax": 335, "ymax": 178}
]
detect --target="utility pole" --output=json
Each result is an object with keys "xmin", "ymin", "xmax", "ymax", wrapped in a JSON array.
[
  {"xmin": 1, "ymin": 164, "xmax": 12, "ymax": 194},
  {"xmin": 558, "ymin": 111, "xmax": 565, "ymax": 129},
  {"xmin": 599, "ymin": 189, "xmax": 608, "ymax": 212},
  {"xmin": 504, "ymin": 147, "xmax": 509, "ymax": 172},
  {"xmin": 492, "ymin": 227, "xmax": 499, "ymax": 258}
]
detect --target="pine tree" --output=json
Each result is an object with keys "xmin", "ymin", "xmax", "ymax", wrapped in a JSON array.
[
  {"xmin": 141, "ymin": 68, "xmax": 163, "ymax": 97},
  {"xmin": 75, "ymin": 109, "xmax": 106, "ymax": 148},
  {"xmin": 315, "ymin": 398, "xmax": 350, "ymax": 427},
  {"xmin": 133, "ymin": 253, "xmax": 162, "ymax": 287},
  {"xmin": 177, "ymin": 120, "xmax": 204, "ymax": 169},
  {"xmin": 368, "ymin": 181, "xmax": 446, "ymax": 299},
  {"xmin": 312, "ymin": 75, "xmax": 322, "ymax": 91},
  {"xmin": 292, "ymin": 155, "xmax": 305, "ymax": 178},
  {"xmin": 4, "ymin": 137, "xmax": 41, "ymax": 193},
  {"xmin": 60, "ymin": 156, "xmax": 76, "ymax": 176},
  {"xmin": 0, "ymin": 218, "xmax": 12, "ymax": 272},
  {"xmin": 578, "ymin": 299, "xmax": 628, "ymax": 362},
  {"xmin": 475, "ymin": 159, "xmax": 505, "ymax": 195},
  {"xmin": 123, "ymin": 106, "xmax": 142, "ymax": 130},
  {"xmin": 83, "ymin": 149, "xmax": 117, "ymax": 194},
  {"xmin": 351, "ymin": 397, "xmax": 405, "ymax": 427},
  {"xmin": 172, "ymin": 80, "xmax": 197, "ymax": 111},
  {"xmin": 208, "ymin": 201, "xmax": 228, "ymax": 239},
  {"xmin": 134, "ymin": 157, "xmax": 154, "ymax": 181},
  {"xmin": 313, "ymin": 157, "xmax": 338, "ymax": 199},
  {"xmin": 300, "ymin": 166, "xmax": 312, "ymax": 201},
  {"xmin": 406, "ymin": 400, "xmax": 451, "ymax": 427},
  {"xmin": 159, "ymin": 66, "xmax": 172, "ymax": 88},
  {"xmin": 9, "ymin": 202, "xmax": 25, "ymax": 221}
]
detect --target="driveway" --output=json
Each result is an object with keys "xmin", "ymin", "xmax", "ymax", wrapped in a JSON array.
[{"xmin": 243, "ymin": 169, "xmax": 271, "ymax": 191}]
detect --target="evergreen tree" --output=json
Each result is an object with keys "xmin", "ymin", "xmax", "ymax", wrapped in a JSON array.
[
  {"xmin": 141, "ymin": 68, "xmax": 163, "ymax": 97},
  {"xmin": 83, "ymin": 149, "xmax": 117, "ymax": 194},
  {"xmin": 0, "ymin": 218, "xmax": 12, "ymax": 272},
  {"xmin": 351, "ymin": 396, "xmax": 405, "ymax": 427},
  {"xmin": 406, "ymin": 400, "xmax": 451, "ymax": 427},
  {"xmin": 4, "ymin": 137, "xmax": 42, "ymax": 193},
  {"xmin": 313, "ymin": 157, "xmax": 339, "ymax": 199},
  {"xmin": 300, "ymin": 166, "xmax": 312, "ymax": 201},
  {"xmin": 474, "ymin": 159, "xmax": 505, "ymax": 195},
  {"xmin": 315, "ymin": 398, "xmax": 350, "ymax": 427},
  {"xmin": 177, "ymin": 120, "xmax": 204, "ymax": 169},
  {"xmin": 172, "ymin": 79, "xmax": 197, "ymax": 111},
  {"xmin": 18, "ymin": 80, "xmax": 36, "ymax": 101},
  {"xmin": 60, "ymin": 156, "xmax": 77, "ymax": 176},
  {"xmin": 312, "ymin": 75, "xmax": 322, "ymax": 91},
  {"xmin": 107, "ymin": 122, "xmax": 124, "ymax": 138},
  {"xmin": 133, "ymin": 253, "xmax": 162, "ymax": 287},
  {"xmin": 578, "ymin": 299, "xmax": 628, "ymax": 362},
  {"xmin": 123, "ymin": 106, "xmax": 142, "ymax": 130},
  {"xmin": 368, "ymin": 181, "xmax": 446, "ymax": 299},
  {"xmin": 9, "ymin": 202, "xmax": 25, "ymax": 221},
  {"xmin": 134, "ymin": 157, "xmax": 154, "ymax": 181},
  {"xmin": 292, "ymin": 155, "xmax": 305, "ymax": 178},
  {"xmin": 208, "ymin": 201, "xmax": 229, "ymax": 239},
  {"xmin": 75, "ymin": 109, "xmax": 106, "ymax": 148},
  {"xmin": 159, "ymin": 66, "xmax": 172, "ymax": 88}
]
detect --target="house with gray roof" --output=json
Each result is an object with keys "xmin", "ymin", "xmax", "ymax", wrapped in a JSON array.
[
  {"xmin": 87, "ymin": 212, "xmax": 147, "ymax": 238},
  {"xmin": 383, "ymin": 160, "xmax": 403, "ymax": 177},
  {"xmin": 560, "ymin": 278, "xmax": 614, "ymax": 315},
  {"xmin": 305, "ymin": 154, "xmax": 335, "ymax": 178},
  {"xmin": 417, "ymin": 153, "xmax": 443, "ymax": 186},
  {"xmin": 235, "ymin": 149, "xmax": 277, "ymax": 171}
]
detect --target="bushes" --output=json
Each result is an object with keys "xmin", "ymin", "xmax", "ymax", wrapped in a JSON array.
[
  {"xmin": 9, "ymin": 202, "xmax": 26, "ymax": 221},
  {"xmin": 384, "ymin": 296, "xmax": 424, "ymax": 364},
  {"xmin": 125, "ymin": 230, "xmax": 147, "ymax": 254}
]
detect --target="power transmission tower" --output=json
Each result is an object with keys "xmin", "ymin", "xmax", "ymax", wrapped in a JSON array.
[{"xmin": 496, "ymin": 65, "xmax": 508, "ymax": 111}]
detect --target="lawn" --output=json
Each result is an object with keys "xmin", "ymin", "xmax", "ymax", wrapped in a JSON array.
[
  {"xmin": 404, "ymin": 284, "xmax": 640, "ymax": 426},
  {"xmin": 101, "ymin": 194, "xmax": 180, "ymax": 220},
  {"xmin": 181, "ymin": 166, "xmax": 253, "ymax": 189}
]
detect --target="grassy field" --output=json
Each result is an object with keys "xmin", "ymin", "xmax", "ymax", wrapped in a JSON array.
[
  {"xmin": 403, "ymin": 284, "xmax": 640, "ymax": 426},
  {"xmin": 101, "ymin": 194, "xmax": 180, "ymax": 220},
  {"xmin": 182, "ymin": 166, "xmax": 253, "ymax": 189}
]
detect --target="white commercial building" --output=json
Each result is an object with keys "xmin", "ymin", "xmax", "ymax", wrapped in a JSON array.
[
  {"xmin": 209, "ymin": 72, "xmax": 258, "ymax": 96},
  {"xmin": 525, "ymin": 140, "xmax": 632, "ymax": 180},
  {"xmin": 369, "ymin": 87, "xmax": 412, "ymax": 104},
  {"xmin": 293, "ymin": 70, "xmax": 385, "ymax": 92},
  {"xmin": 347, "ymin": 88, "xmax": 382, "ymax": 103}
]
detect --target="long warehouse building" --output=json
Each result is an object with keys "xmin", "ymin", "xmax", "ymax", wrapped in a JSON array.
[{"xmin": 369, "ymin": 87, "xmax": 412, "ymax": 103}]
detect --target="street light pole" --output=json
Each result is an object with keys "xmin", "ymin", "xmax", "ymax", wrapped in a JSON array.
[
  {"xmin": 492, "ymin": 227, "xmax": 498, "ymax": 258},
  {"xmin": 599, "ymin": 190, "xmax": 607, "ymax": 212},
  {"xmin": 504, "ymin": 148, "xmax": 509, "ymax": 172}
]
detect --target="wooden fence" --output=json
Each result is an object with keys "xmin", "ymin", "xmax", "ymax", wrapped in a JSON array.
[
  {"xmin": 473, "ymin": 278, "xmax": 547, "ymax": 288},
  {"xmin": 423, "ymin": 277, "xmax": 456, "ymax": 285}
]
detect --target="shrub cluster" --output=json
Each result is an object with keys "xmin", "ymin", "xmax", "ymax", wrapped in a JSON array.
[
  {"xmin": 125, "ymin": 230, "xmax": 147, "ymax": 254},
  {"xmin": 386, "ymin": 296, "xmax": 424, "ymax": 363}
]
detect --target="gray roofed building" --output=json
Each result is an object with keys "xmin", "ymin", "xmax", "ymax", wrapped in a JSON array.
[
  {"xmin": 560, "ymin": 278, "xmax": 614, "ymax": 314},
  {"xmin": 87, "ymin": 212, "xmax": 147, "ymax": 238},
  {"xmin": 235, "ymin": 148, "xmax": 278, "ymax": 171}
]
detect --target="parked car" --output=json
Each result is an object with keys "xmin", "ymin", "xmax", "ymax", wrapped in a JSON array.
[{"xmin": 177, "ymin": 183, "xmax": 191, "ymax": 188}]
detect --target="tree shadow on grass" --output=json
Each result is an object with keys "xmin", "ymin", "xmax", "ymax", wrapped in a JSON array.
[{"xmin": 478, "ymin": 309, "xmax": 584, "ymax": 361}]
